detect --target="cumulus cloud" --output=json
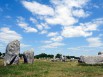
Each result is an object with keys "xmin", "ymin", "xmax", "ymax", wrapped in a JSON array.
[
  {"xmin": 72, "ymin": 9, "xmax": 90, "ymax": 18},
  {"xmin": 41, "ymin": 35, "xmax": 63, "ymax": 49},
  {"xmin": 45, "ymin": 5, "xmax": 78, "ymax": 26},
  {"xmin": 45, "ymin": 0, "xmax": 89, "ymax": 26},
  {"xmin": 17, "ymin": 17, "xmax": 38, "ymax": 33},
  {"xmin": 42, "ymin": 40, "xmax": 52, "ymax": 44},
  {"xmin": 51, "ymin": 0, "xmax": 89, "ymax": 8},
  {"xmin": 18, "ymin": 22, "xmax": 37, "ymax": 33},
  {"xmin": 21, "ymin": 0, "xmax": 91, "ymax": 38},
  {"xmin": 36, "ymin": 24, "xmax": 43, "ymax": 30},
  {"xmin": 86, "ymin": 37, "xmax": 103, "ymax": 47},
  {"xmin": 21, "ymin": 43, "xmax": 31, "ymax": 48},
  {"xmin": 62, "ymin": 26, "xmax": 92, "ymax": 38},
  {"xmin": 22, "ymin": 1, "xmax": 54, "ymax": 15},
  {"xmin": 21, "ymin": 0, "xmax": 103, "ymax": 50},
  {"xmin": 30, "ymin": 17, "xmax": 37, "ymax": 24},
  {"xmin": 42, "ymin": 42, "xmax": 65, "ymax": 49},
  {"xmin": 40, "ymin": 23, "xmax": 50, "ymax": 29},
  {"xmin": 50, "ymin": 36, "xmax": 63, "ymax": 42},
  {"xmin": 67, "ymin": 45, "xmax": 103, "ymax": 53},
  {"xmin": 40, "ymin": 30, "xmax": 48, "ymax": 34},
  {"xmin": 36, "ymin": 23, "xmax": 50, "ymax": 31},
  {"xmin": 21, "ymin": 0, "xmax": 89, "ymax": 26},
  {"xmin": 62, "ymin": 18, "xmax": 103, "ymax": 38},
  {"xmin": 47, "ymin": 32, "xmax": 58, "ymax": 37},
  {"xmin": 0, "ymin": 27, "xmax": 22, "ymax": 43}
]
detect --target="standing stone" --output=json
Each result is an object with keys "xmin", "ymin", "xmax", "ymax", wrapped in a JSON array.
[
  {"xmin": 62, "ymin": 56, "xmax": 67, "ymax": 62},
  {"xmin": 51, "ymin": 55, "xmax": 57, "ymax": 62},
  {"xmin": 23, "ymin": 49, "xmax": 34, "ymax": 64},
  {"xmin": 78, "ymin": 52, "xmax": 103, "ymax": 64},
  {"xmin": 98, "ymin": 52, "xmax": 103, "ymax": 55},
  {"xmin": 4, "ymin": 40, "xmax": 20, "ymax": 66}
]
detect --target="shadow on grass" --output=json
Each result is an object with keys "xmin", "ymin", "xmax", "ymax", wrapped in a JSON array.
[
  {"xmin": 0, "ymin": 64, "xmax": 23, "ymax": 76},
  {"xmin": 78, "ymin": 63, "xmax": 103, "ymax": 66},
  {"xmin": 0, "ymin": 63, "xmax": 33, "ymax": 76}
]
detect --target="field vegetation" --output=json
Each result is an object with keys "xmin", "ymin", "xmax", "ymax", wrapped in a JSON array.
[{"xmin": 0, "ymin": 59, "xmax": 103, "ymax": 77}]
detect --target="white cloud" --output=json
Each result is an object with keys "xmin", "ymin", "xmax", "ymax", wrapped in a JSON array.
[
  {"xmin": 18, "ymin": 22, "xmax": 27, "ymax": 28},
  {"xmin": 21, "ymin": 0, "xmax": 92, "ymax": 38},
  {"xmin": 45, "ymin": 0, "xmax": 89, "ymax": 26},
  {"xmin": 18, "ymin": 22, "xmax": 37, "ymax": 33},
  {"xmin": 25, "ymin": 27, "xmax": 37, "ymax": 33},
  {"xmin": 21, "ymin": 0, "xmax": 89, "ymax": 27},
  {"xmin": 60, "ymin": 0, "xmax": 88, "ymax": 8},
  {"xmin": 47, "ymin": 32, "xmax": 58, "ymax": 37},
  {"xmin": 67, "ymin": 45, "xmax": 103, "ymax": 53},
  {"xmin": 17, "ymin": 17, "xmax": 38, "ymax": 33},
  {"xmin": 0, "ymin": 27, "xmax": 22, "ymax": 43},
  {"xmin": 36, "ymin": 24, "xmax": 43, "ymax": 30},
  {"xmin": 21, "ymin": 43, "xmax": 31, "ymax": 48},
  {"xmin": 50, "ymin": 0, "xmax": 88, "ymax": 8},
  {"xmin": 45, "ymin": 5, "xmax": 78, "ymax": 26},
  {"xmin": 42, "ymin": 40, "xmax": 52, "ymax": 44},
  {"xmin": 72, "ymin": 9, "xmax": 89, "ymax": 18},
  {"xmin": 21, "ymin": 0, "xmax": 103, "ymax": 43},
  {"xmin": 42, "ymin": 42, "xmax": 65, "ymax": 49},
  {"xmin": 84, "ymin": 18, "xmax": 103, "ymax": 31},
  {"xmin": 22, "ymin": 1, "xmax": 54, "ymax": 15},
  {"xmin": 62, "ymin": 18, "xmax": 103, "ymax": 38},
  {"xmin": 30, "ymin": 17, "xmax": 37, "ymax": 24},
  {"xmin": 86, "ymin": 37, "xmax": 103, "ymax": 47},
  {"xmin": 41, "ymin": 23, "xmax": 50, "ymax": 29},
  {"xmin": 40, "ymin": 30, "xmax": 48, "ymax": 34},
  {"xmin": 36, "ymin": 23, "xmax": 50, "ymax": 31},
  {"xmin": 62, "ymin": 26, "xmax": 92, "ymax": 38},
  {"xmin": 50, "ymin": 36, "xmax": 63, "ymax": 42}
]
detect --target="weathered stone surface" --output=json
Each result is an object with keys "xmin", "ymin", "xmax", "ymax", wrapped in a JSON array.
[
  {"xmin": 51, "ymin": 55, "xmax": 58, "ymax": 62},
  {"xmin": 98, "ymin": 52, "xmax": 103, "ymax": 55},
  {"xmin": 61, "ymin": 56, "xmax": 67, "ymax": 62},
  {"xmin": 4, "ymin": 40, "xmax": 20, "ymax": 66},
  {"xmin": 23, "ymin": 49, "xmax": 34, "ymax": 64},
  {"xmin": 79, "ymin": 54, "xmax": 103, "ymax": 64},
  {"xmin": 51, "ymin": 55, "xmax": 67, "ymax": 62}
]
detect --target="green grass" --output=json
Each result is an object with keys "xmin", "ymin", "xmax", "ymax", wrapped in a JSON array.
[{"xmin": 0, "ymin": 59, "xmax": 103, "ymax": 77}]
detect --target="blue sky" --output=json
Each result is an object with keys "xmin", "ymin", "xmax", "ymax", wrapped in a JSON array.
[{"xmin": 0, "ymin": 0, "xmax": 103, "ymax": 56}]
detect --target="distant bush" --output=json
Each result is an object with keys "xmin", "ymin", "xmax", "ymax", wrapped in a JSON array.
[
  {"xmin": 55, "ymin": 53, "xmax": 62, "ymax": 58},
  {"xmin": 34, "ymin": 53, "xmax": 54, "ymax": 59},
  {"xmin": 0, "ymin": 52, "xmax": 2, "ymax": 56}
]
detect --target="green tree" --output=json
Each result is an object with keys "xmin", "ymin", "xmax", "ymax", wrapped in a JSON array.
[
  {"xmin": 47, "ymin": 54, "xmax": 54, "ymax": 58},
  {"xmin": 0, "ymin": 52, "xmax": 2, "ymax": 56},
  {"xmin": 55, "ymin": 53, "xmax": 62, "ymax": 58},
  {"xmin": 34, "ymin": 53, "xmax": 54, "ymax": 59}
]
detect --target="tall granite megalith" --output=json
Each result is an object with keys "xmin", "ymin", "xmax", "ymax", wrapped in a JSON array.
[
  {"xmin": 23, "ymin": 49, "xmax": 34, "ymax": 64},
  {"xmin": 4, "ymin": 40, "xmax": 20, "ymax": 66}
]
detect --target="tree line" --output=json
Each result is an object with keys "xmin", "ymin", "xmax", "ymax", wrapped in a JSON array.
[{"xmin": 0, "ymin": 52, "xmax": 79, "ymax": 59}]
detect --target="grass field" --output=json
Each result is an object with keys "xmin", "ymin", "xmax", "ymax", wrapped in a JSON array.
[{"xmin": 0, "ymin": 59, "xmax": 103, "ymax": 77}]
